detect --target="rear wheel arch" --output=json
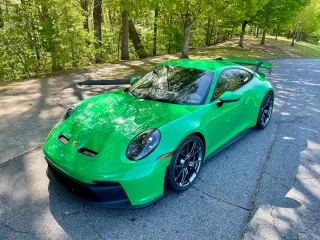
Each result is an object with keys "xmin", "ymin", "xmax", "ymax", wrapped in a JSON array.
[
  {"xmin": 253, "ymin": 89, "xmax": 274, "ymax": 117},
  {"xmin": 266, "ymin": 89, "xmax": 274, "ymax": 97},
  {"xmin": 260, "ymin": 90, "xmax": 274, "ymax": 108},
  {"xmin": 255, "ymin": 91, "xmax": 274, "ymax": 129}
]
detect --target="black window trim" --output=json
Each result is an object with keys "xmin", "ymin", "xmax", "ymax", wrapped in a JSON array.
[{"xmin": 210, "ymin": 67, "xmax": 254, "ymax": 102}]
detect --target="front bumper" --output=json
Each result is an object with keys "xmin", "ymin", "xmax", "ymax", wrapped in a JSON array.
[{"xmin": 46, "ymin": 159, "xmax": 165, "ymax": 208}]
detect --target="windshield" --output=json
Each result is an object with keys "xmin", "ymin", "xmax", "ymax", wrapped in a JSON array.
[{"xmin": 126, "ymin": 66, "xmax": 214, "ymax": 105}]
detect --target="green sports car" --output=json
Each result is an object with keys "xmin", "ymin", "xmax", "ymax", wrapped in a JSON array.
[{"xmin": 44, "ymin": 58, "xmax": 274, "ymax": 208}]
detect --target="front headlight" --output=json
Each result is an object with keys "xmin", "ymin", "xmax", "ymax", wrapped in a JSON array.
[
  {"xmin": 126, "ymin": 129, "xmax": 161, "ymax": 160},
  {"xmin": 61, "ymin": 103, "xmax": 78, "ymax": 121}
]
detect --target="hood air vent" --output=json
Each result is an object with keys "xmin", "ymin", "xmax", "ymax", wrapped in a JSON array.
[
  {"xmin": 58, "ymin": 135, "xmax": 69, "ymax": 144},
  {"xmin": 78, "ymin": 148, "xmax": 98, "ymax": 157}
]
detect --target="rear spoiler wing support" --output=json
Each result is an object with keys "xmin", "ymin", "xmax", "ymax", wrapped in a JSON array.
[{"xmin": 213, "ymin": 58, "xmax": 273, "ymax": 74}]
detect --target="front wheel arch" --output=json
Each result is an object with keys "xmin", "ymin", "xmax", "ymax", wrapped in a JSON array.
[
  {"xmin": 192, "ymin": 132, "xmax": 206, "ymax": 157},
  {"xmin": 167, "ymin": 134, "xmax": 205, "ymax": 192}
]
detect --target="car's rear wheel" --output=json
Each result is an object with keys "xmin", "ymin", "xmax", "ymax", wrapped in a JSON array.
[
  {"xmin": 256, "ymin": 92, "xmax": 274, "ymax": 129},
  {"xmin": 168, "ymin": 135, "xmax": 204, "ymax": 192}
]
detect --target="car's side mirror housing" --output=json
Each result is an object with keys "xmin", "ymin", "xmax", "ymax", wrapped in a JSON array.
[
  {"xmin": 130, "ymin": 76, "xmax": 139, "ymax": 85},
  {"xmin": 217, "ymin": 91, "xmax": 241, "ymax": 107}
]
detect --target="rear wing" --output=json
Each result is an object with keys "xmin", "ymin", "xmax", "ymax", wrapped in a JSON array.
[{"xmin": 213, "ymin": 58, "xmax": 273, "ymax": 74}]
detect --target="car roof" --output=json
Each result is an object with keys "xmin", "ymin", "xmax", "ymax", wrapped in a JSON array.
[{"xmin": 158, "ymin": 59, "xmax": 239, "ymax": 72}]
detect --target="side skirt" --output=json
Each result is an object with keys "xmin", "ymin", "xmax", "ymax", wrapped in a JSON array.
[{"xmin": 205, "ymin": 128, "xmax": 253, "ymax": 161}]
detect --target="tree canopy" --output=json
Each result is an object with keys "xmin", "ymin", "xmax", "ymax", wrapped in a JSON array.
[{"xmin": 0, "ymin": 0, "xmax": 319, "ymax": 81}]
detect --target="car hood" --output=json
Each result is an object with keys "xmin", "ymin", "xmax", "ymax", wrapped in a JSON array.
[{"xmin": 57, "ymin": 89, "xmax": 200, "ymax": 156}]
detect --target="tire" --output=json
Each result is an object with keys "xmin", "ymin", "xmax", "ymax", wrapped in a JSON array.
[
  {"xmin": 168, "ymin": 134, "xmax": 204, "ymax": 192},
  {"xmin": 255, "ymin": 92, "xmax": 274, "ymax": 129}
]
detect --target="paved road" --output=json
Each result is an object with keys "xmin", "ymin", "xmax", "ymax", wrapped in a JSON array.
[{"xmin": 0, "ymin": 59, "xmax": 319, "ymax": 239}]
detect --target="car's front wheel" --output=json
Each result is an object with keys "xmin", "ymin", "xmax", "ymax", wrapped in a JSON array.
[
  {"xmin": 256, "ymin": 92, "xmax": 274, "ymax": 129},
  {"xmin": 168, "ymin": 134, "xmax": 204, "ymax": 192}
]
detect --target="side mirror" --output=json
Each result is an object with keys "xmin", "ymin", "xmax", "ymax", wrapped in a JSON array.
[
  {"xmin": 130, "ymin": 76, "xmax": 139, "ymax": 85},
  {"xmin": 217, "ymin": 91, "xmax": 241, "ymax": 107}
]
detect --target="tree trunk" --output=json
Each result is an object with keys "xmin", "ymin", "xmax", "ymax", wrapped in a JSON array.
[
  {"xmin": 79, "ymin": 0, "xmax": 89, "ymax": 32},
  {"xmin": 108, "ymin": 8, "xmax": 113, "ymax": 32},
  {"xmin": 34, "ymin": 35, "xmax": 41, "ymax": 61},
  {"xmin": 180, "ymin": 18, "xmax": 193, "ymax": 59},
  {"xmin": 205, "ymin": 17, "xmax": 211, "ymax": 46},
  {"xmin": 238, "ymin": 20, "xmax": 248, "ymax": 48},
  {"xmin": 117, "ymin": 30, "xmax": 121, "ymax": 59},
  {"xmin": 260, "ymin": 29, "xmax": 266, "ymax": 45},
  {"xmin": 255, "ymin": 27, "xmax": 259, "ymax": 37},
  {"xmin": 287, "ymin": 29, "xmax": 291, "ymax": 39},
  {"xmin": 208, "ymin": 19, "xmax": 215, "ymax": 45},
  {"xmin": 0, "ymin": 6, "xmax": 4, "ymax": 28},
  {"xmin": 129, "ymin": 20, "xmax": 148, "ymax": 59},
  {"xmin": 275, "ymin": 32, "xmax": 278, "ymax": 40},
  {"xmin": 291, "ymin": 31, "xmax": 296, "ymax": 47},
  {"xmin": 93, "ymin": 0, "xmax": 102, "ymax": 62},
  {"xmin": 253, "ymin": 27, "xmax": 257, "ymax": 36},
  {"xmin": 168, "ymin": 16, "xmax": 172, "ymax": 54},
  {"xmin": 209, "ymin": 21, "xmax": 215, "ymax": 45},
  {"xmin": 152, "ymin": 8, "xmax": 158, "ymax": 56},
  {"xmin": 121, "ymin": 10, "xmax": 129, "ymax": 60},
  {"xmin": 297, "ymin": 32, "xmax": 302, "ymax": 42}
]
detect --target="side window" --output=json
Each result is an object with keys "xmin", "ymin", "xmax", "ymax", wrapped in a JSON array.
[
  {"xmin": 238, "ymin": 69, "xmax": 252, "ymax": 85},
  {"xmin": 212, "ymin": 69, "xmax": 252, "ymax": 101},
  {"xmin": 212, "ymin": 69, "xmax": 241, "ymax": 101}
]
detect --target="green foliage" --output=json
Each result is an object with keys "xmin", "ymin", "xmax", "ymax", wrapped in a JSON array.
[
  {"xmin": 0, "ymin": 0, "xmax": 319, "ymax": 82},
  {"xmin": 253, "ymin": 0, "xmax": 310, "ymax": 31},
  {"xmin": 295, "ymin": 0, "xmax": 320, "ymax": 36}
]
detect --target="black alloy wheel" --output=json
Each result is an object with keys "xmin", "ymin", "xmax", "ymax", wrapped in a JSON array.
[
  {"xmin": 168, "ymin": 135, "xmax": 204, "ymax": 192},
  {"xmin": 256, "ymin": 92, "xmax": 274, "ymax": 129}
]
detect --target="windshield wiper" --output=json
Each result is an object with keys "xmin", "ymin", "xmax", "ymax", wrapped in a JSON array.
[
  {"xmin": 155, "ymin": 98, "xmax": 175, "ymax": 103},
  {"xmin": 143, "ymin": 97, "xmax": 176, "ymax": 104},
  {"xmin": 126, "ymin": 90, "xmax": 138, "ymax": 98}
]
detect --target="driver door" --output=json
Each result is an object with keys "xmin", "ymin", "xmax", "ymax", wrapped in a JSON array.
[{"xmin": 203, "ymin": 68, "xmax": 251, "ymax": 155}]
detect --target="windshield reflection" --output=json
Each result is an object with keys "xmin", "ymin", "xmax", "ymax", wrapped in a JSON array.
[{"xmin": 127, "ymin": 66, "xmax": 214, "ymax": 105}]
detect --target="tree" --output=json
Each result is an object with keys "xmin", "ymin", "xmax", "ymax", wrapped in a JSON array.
[
  {"xmin": 293, "ymin": 0, "xmax": 320, "ymax": 44},
  {"xmin": 254, "ymin": 0, "xmax": 310, "ymax": 46},
  {"xmin": 170, "ymin": 0, "xmax": 204, "ymax": 58},
  {"xmin": 129, "ymin": 20, "xmax": 148, "ymax": 58},
  {"xmin": 121, "ymin": 10, "xmax": 129, "ymax": 60},
  {"xmin": 0, "ymin": 5, "xmax": 4, "ymax": 28},
  {"xmin": 0, "ymin": 0, "xmax": 317, "ymax": 82},
  {"xmin": 79, "ymin": 0, "xmax": 89, "ymax": 32},
  {"xmin": 39, "ymin": 0, "xmax": 62, "ymax": 71},
  {"xmin": 93, "ymin": 0, "xmax": 102, "ymax": 62},
  {"xmin": 153, "ymin": 8, "xmax": 159, "ymax": 55},
  {"xmin": 224, "ymin": 0, "xmax": 270, "ymax": 48},
  {"xmin": 291, "ymin": 27, "xmax": 297, "ymax": 47},
  {"xmin": 260, "ymin": 28, "xmax": 267, "ymax": 45},
  {"xmin": 238, "ymin": 20, "xmax": 248, "ymax": 47}
]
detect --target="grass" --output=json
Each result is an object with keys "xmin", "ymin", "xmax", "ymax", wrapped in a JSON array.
[
  {"xmin": 189, "ymin": 35, "xmax": 320, "ymax": 59},
  {"xmin": 266, "ymin": 36, "xmax": 320, "ymax": 58},
  {"xmin": 1, "ymin": 35, "xmax": 319, "ymax": 91}
]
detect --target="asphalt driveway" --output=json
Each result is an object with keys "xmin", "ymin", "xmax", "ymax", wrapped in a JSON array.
[{"xmin": 0, "ymin": 59, "xmax": 319, "ymax": 240}]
